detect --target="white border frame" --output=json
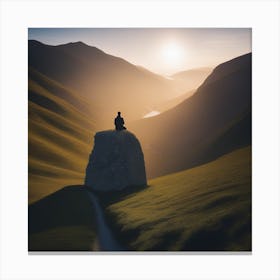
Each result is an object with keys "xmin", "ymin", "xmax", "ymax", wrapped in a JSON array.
[{"xmin": 1, "ymin": 0, "xmax": 280, "ymax": 279}]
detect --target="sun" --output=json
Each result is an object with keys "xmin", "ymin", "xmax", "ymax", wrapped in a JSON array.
[{"xmin": 161, "ymin": 42, "xmax": 185, "ymax": 68}]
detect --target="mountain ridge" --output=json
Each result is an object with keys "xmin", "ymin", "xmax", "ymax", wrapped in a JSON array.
[{"xmin": 28, "ymin": 40, "xmax": 182, "ymax": 126}]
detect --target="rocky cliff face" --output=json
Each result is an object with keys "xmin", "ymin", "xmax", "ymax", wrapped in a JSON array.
[{"xmin": 85, "ymin": 130, "xmax": 147, "ymax": 191}]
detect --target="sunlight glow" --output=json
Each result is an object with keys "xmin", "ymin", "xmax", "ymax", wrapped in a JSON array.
[{"xmin": 161, "ymin": 42, "xmax": 185, "ymax": 69}]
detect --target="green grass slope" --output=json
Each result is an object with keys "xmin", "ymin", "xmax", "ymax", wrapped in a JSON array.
[
  {"xmin": 29, "ymin": 185, "xmax": 96, "ymax": 251},
  {"xmin": 106, "ymin": 147, "xmax": 251, "ymax": 251},
  {"xmin": 28, "ymin": 69, "xmax": 96, "ymax": 203}
]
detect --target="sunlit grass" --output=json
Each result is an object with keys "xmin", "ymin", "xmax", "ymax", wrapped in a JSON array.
[
  {"xmin": 28, "ymin": 71, "xmax": 96, "ymax": 203},
  {"xmin": 107, "ymin": 147, "xmax": 251, "ymax": 251}
]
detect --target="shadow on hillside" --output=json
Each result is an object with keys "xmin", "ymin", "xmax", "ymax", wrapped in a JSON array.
[
  {"xmin": 96, "ymin": 182, "xmax": 251, "ymax": 251},
  {"xmin": 28, "ymin": 185, "xmax": 94, "ymax": 234},
  {"xmin": 85, "ymin": 184, "xmax": 148, "ymax": 207},
  {"xmin": 104, "ymin": 210, "xmax": 251, "ymax": 251},
  {"xmin": 29, "ymin": 184, "xmax": 147, "ymax": 251},
  {"xmin": 28, "ymin": 185, "xmax": 99, "ymax": 251},
  {"xmin": 84, "ymin": 184, "xmax": 148, "ymax": 250},
  {"xmin": 180, "ymin": 212, "xmax": 252, "ymax": 251}
]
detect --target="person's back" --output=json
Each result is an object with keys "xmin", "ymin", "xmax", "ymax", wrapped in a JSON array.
[{"xmin": 114, "ymin": 112, "xmax": 126, "ymax": 130}]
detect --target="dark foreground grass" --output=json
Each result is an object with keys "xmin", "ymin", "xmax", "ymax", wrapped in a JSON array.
[
  {"xmin": 105, "ymin": 147, "xmax": 251, "ymax": 251},
  {"xmin": 28, "ymin": 185, "xmax": 96, "ymax": 251},
  {"xmin": 29, "ymin": 225, "xmax": 96, "ymax": 251}
]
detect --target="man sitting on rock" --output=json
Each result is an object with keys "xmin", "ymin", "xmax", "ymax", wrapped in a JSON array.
[{"xmin": 114, "ymin": 111, "xmax": 126, "ymax": 131}]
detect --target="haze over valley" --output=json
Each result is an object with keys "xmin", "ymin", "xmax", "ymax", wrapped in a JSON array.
[{"xmin": 28, "ymin": 28, "xmax": 251, "ymax": 252}]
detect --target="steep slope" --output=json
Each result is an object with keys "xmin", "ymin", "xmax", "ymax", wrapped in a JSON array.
[
  {"xmin": 106, "ymin": 147, "xmax": 251, "ymax": 251},
  {"xmin": 28, "ymin": 69, "xmax": 96, "ymax": 203},
  {"xmin": 129, "ymin": 53, "xmax": 251, "ymax": 178},
  {"xmin": 194, "ymin": 110, "xmax": 251, "ymax": 166},
  {"xmin": 28, "ymin": 40, "xmax": 178, "ymax": 126}
]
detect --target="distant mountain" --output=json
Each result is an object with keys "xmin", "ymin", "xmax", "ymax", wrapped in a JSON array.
[
  {"xmin": 154, "ymin": 89, "xmax": 196, "ymax": 113},
  {"xmin": 28, "ymin": 40, "xmax": 178, "ymax": 127},
  {"xmin": 170, "ymin": 67, "xmax": 213, "ymax": 96},
  {"xmin": 129, "ymin": 53, "xmax": 252, "ymax": 178}
]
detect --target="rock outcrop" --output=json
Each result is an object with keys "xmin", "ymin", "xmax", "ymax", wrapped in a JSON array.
[{"xmin": 85, "ymin": 130, "xmax": 147, "ymax": 191}]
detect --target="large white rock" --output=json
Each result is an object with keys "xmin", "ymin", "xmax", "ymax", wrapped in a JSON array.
[{"xmin": 85, "ymin": 130, "xmax": 147, "ymax": 191}]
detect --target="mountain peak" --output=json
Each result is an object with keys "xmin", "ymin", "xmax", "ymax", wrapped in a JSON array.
[
  {"xmin": 28, "ymin": 39, "xmax": 104, "ymax": 53},
  {"xmin": 66, "ymin": 41, "xmax": 88, "ymax": 47},
  {"xmin": 28, "ymin": 39, "xmax": 45, "ymax": 47}
]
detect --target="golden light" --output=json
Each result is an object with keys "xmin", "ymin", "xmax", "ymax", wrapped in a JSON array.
[{"xmin": 161, "ymin": 42, "xmax": 185, "ymax": 68}]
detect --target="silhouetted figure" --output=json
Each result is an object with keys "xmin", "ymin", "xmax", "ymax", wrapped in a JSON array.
[{"xmin": 114, "ymin": 112, "xmax": 126, "ymax": 131}]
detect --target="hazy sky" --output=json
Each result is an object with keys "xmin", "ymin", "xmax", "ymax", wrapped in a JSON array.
[{"xmin": 29, "ymin": 28, "xmax": 251, "ymax": 76}]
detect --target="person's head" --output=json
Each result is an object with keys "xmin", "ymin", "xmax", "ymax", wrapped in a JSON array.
[{"xmin": 117, "ymin": 111, "xmax": 121, "ymax": 116}]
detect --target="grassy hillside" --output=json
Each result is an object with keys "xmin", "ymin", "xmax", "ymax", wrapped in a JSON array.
[
  {"xmin": 29, "ymin": 185, "xmax": 96, "ymax": 251},
  {"xmin": 105, "ymin": 147, "xmax": 251, "ymax": 251},
  {"xmin": 28, "ymin": 69, "xmax": 96, "ymax": 203}
]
